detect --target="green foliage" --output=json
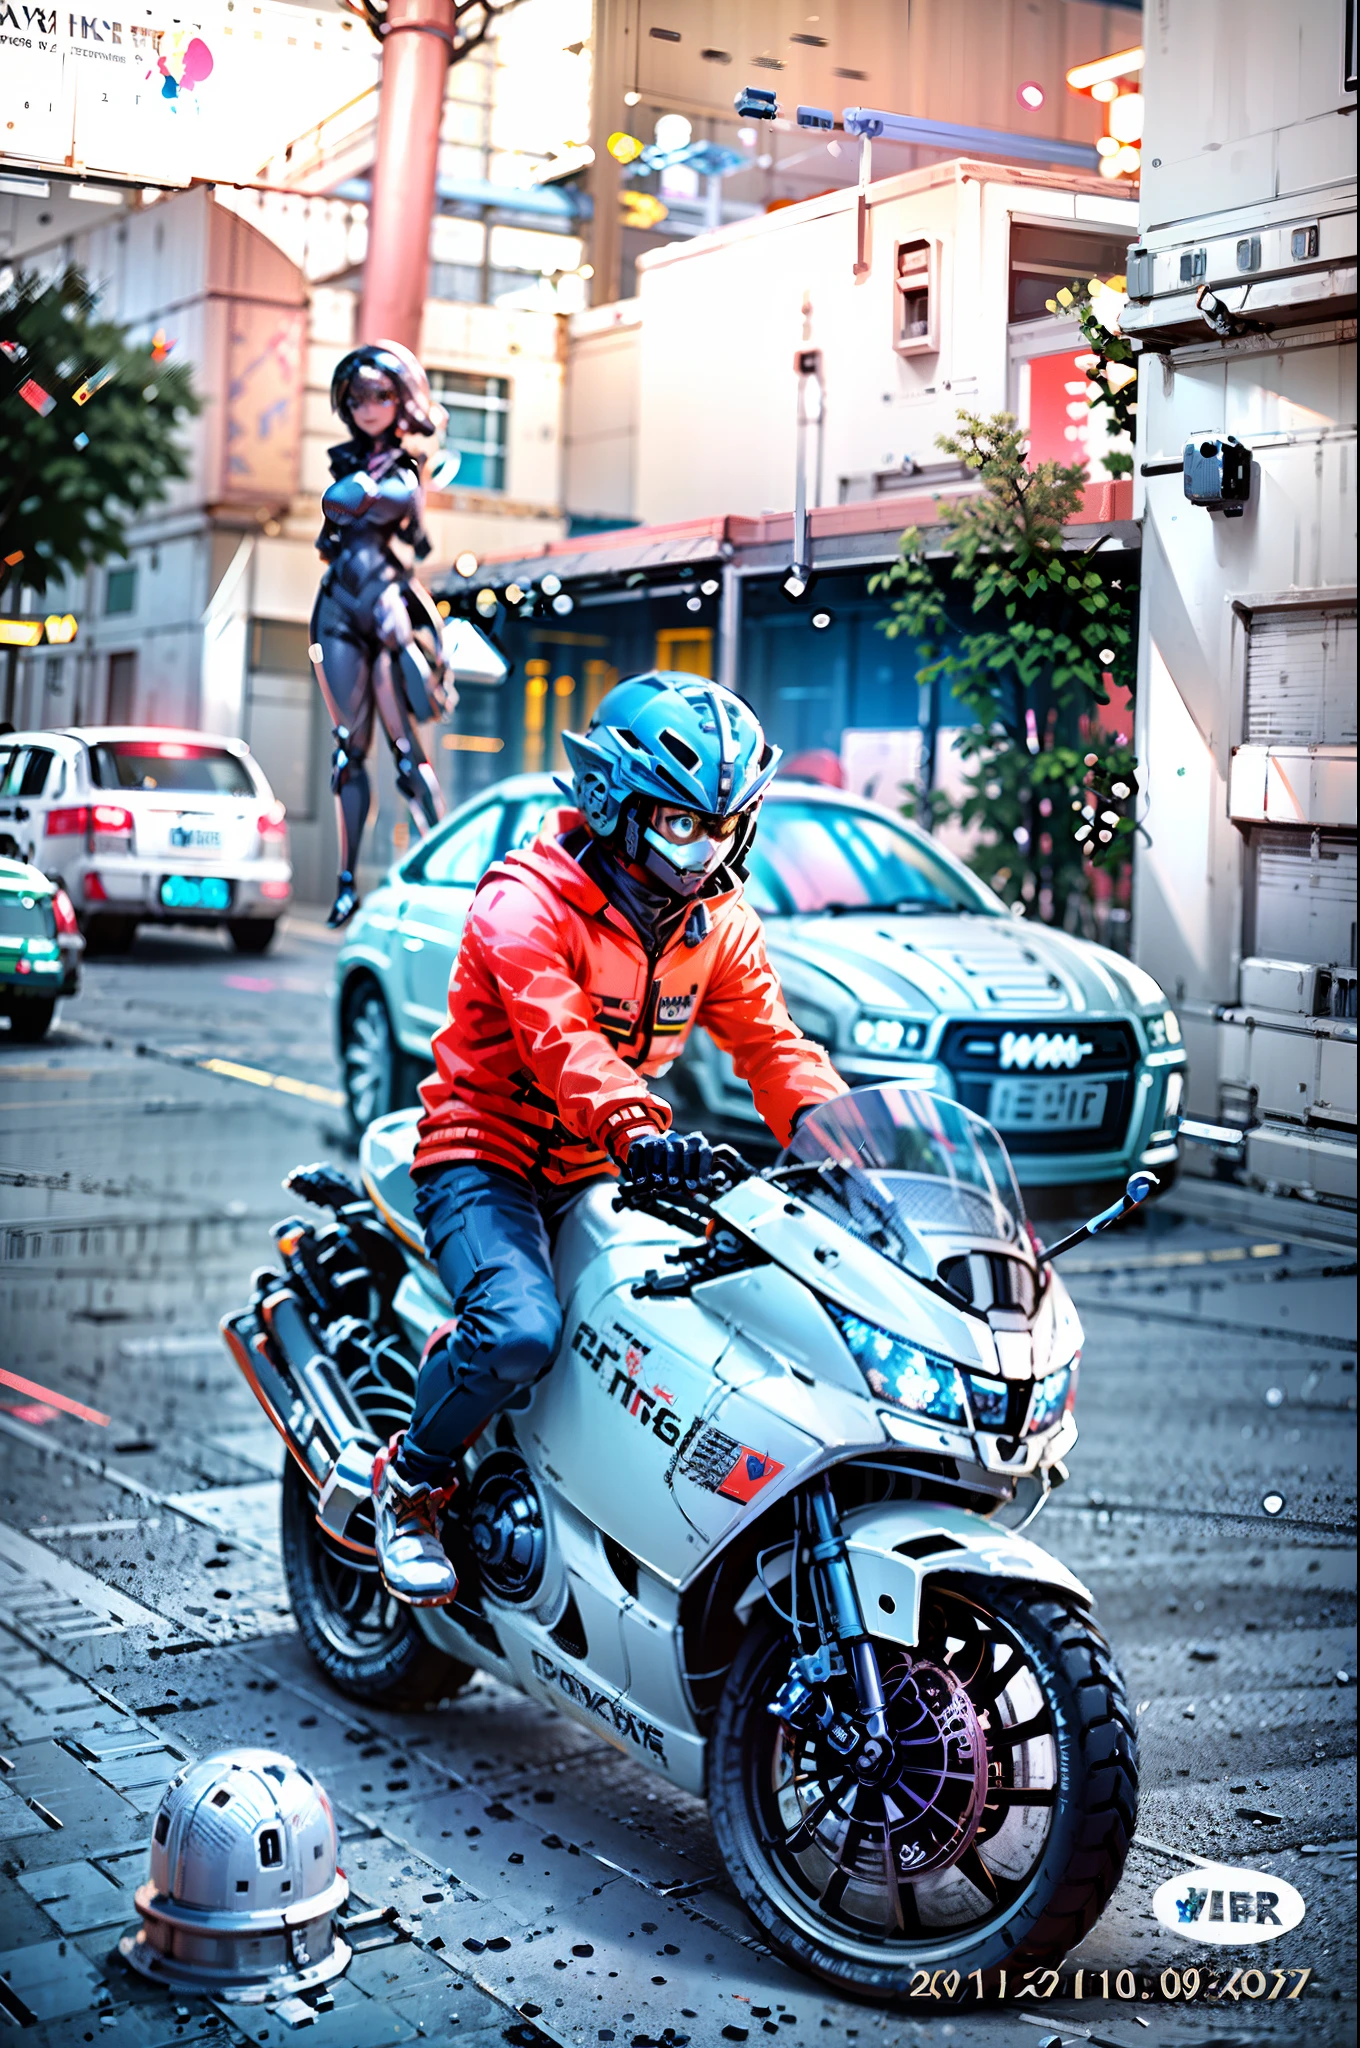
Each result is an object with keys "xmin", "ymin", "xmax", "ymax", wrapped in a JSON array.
[
  {"xmin": 1046, "ymin": 277, "xmax": 1137, "ymax": 479},
  {"xmin": 869, "ymin": 410, "xmax": 1139, "ymax": 929},
  {"xmin": 0, "ymin": 265, "xmax": 199, "ymax": 597}
]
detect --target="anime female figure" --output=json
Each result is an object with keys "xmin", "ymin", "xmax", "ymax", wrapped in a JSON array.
[{"xmin": 311, "ymin": 340, "xmax": 453, "ymax": 928}]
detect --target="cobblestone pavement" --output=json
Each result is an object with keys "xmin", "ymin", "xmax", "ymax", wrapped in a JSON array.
[{"xmin": 0, "ymin": 921, "xmax": 1354, "ymax": 2046}]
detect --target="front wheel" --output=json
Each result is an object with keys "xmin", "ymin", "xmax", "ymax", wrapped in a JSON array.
[
  {"xmin": 708, "ymin": 1583, "xmax": 1137, "ymax": 1999},
  {"xmin": 6, "ymin": 999, "xmax": 57, "ymax": 1043},
  {"xmin": 280, "ymin": 1456, "xmax": 473, "ymax": 1708},
  {"xmin": 341, "ymin": 979, "xmax": 417, "ymax": 1136}
]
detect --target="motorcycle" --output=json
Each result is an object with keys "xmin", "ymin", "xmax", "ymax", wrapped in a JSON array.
[{"xmin": 221, "ymin": 1082, "xmax": 1147, "ymax": 1997}]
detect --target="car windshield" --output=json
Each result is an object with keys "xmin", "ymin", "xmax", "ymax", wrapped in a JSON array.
[
  {"xmin": 0, "ymin": 890, "xmax": 56, "ymax": 940},
  {"xmin": 745, "ymin": 798, "xmax": 999, "ymax": 917},
  {"xmin": 778, "ymin": 1084, "xmax": 1027, "ymax": 1282},
  {"xmin": 90, "ymin": 742, "xmax": 255, "ymax": 796}
]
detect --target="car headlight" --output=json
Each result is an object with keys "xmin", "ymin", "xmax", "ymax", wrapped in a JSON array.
[
  {"xmin": 1146, "ymin": 1008, "xmax": 1183, "ymax": 1049},
  {"xmin": 849, "ymin": 1013, "xmax": 926, "ymax": 1055},
  {"xmin": 826, "ymin": 1303, "xmax": 967, "ymax": 1425},
  {"xmin": 1027, "ymin": 1363, "xmax": 1075, "ymax": 1434}
]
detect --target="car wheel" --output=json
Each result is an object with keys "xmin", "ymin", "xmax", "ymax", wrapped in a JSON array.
[
  {"xmin": 6, "ymin": 999, "xmax": 56, "ymax": 1044},
  {"xmin": 228, "ymin": 919, "xmax": 278, "ymax": 955},
  {"xmin": 83, "ymin": 915, "xmax": 137, "ymax": 955},
  {"xmin": 342, "ymin": 980, "xmax": 405, "ymax": 1135}
]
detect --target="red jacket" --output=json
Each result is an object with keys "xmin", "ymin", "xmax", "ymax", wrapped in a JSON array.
[{"xmin": 414, "ymin": 814, "xmax": 846, "ymax": 1188}]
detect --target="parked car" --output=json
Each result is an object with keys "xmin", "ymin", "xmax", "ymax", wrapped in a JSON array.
[
  {"xmin": 0, "ymin": 855, "xmax": 83, "ymax": 1042},
  {"xmin": 334, "ymin": 775, "xmax": 1188, "ymax": 1196},
  {"xmin": 0, "ymin": 727, "xmax": 292, "ymax": 954}
]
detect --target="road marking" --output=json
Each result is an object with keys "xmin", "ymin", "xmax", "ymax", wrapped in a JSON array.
[
  {"xmin": 0, "ymin": 1368, "xmax": 109, "ymax": 1428},
  {"xmin": 0, "ymin": 1520, "xmax": 165, "ymax": 1630},
  {"xmin": 198, "ymin": 1055, "xmax": 344, "ymax": 1107},
  {"xmin": 1062, "ymin": 1241, "xmax": 1284, "ymax": 1273}
]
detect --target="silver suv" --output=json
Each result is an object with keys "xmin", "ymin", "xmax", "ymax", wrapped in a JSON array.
[
  {"xmin": 0, "ymin": 727, "xmax": 292, "ymax": 954},
  {"xmin": 334, "ymin": 775, "xmax": 1187, "ymax": 1200}
]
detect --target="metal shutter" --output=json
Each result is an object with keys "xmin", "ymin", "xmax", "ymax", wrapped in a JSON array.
[
  {"xmin": 1245, "ymin": 608, "xmax": 1357, "ymax": 746},
  {"xmin": 1253, "ymin": 830, "xmax": 1358, "ymax": 968}
]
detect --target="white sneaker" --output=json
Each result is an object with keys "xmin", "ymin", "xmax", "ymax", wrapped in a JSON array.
[{"xmin": 371, "ymin": 1435, "xmax": 459, "ymax": 1607}]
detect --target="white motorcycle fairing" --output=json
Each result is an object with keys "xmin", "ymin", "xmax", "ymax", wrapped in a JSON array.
[{"xmin": 361, "ymin": 1123, "xmax": 1089, "ymax": 1796}]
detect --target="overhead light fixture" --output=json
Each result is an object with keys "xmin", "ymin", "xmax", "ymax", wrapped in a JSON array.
[
  {"xmin": 475, "ymin": 588, "xmax": 498, "ymax": 617},
  {"xmin": 1107, "ymin": 92, "xmax": 1144, "ymax": 144},
  {"xmin": 686, "ymin": 595, "xmax": 702, "ymax": 612},
  {"xmin": 624, "ymin": 90, "xmax": 641, "ymax": 107},
  {"xmin": 454, "ymin": 550, "xmax": 479, "ymax": 577},
  {"xmin": 699, "ymin": 578, "xmax": 720, "ymax": 596},
  {"xmin": 811, "ymin": 610, "xmax": 832, "ymax": 630},
  {"xmin": 1091, "ymin": 78, "xmax": 1119, "ymax": 103},
  {"xmin": 1016, "ymin": 81, "xmax": 1045, "ymax": 110},
  {"xmin": 551, "ymin": 592, "xmax": 574, "ymax": 615},
  {"xmin": 1066, "ymin": 45, "xmax": 1144, "ymax": 92},
  {"xmin": 504, "ymin": 582, "xmax": 526, "ymax": 605},
  {"xmin": 782, "ymin": 569, "xmax": 808, "ymax": 600},
  {"xmin": 1095, "ymin": 134, "xmax": 1120, "ymax": 157},
  {"xmin": 540, "ymin": 572, "xmax": 562, "ymax": 595},
  {"xmin": 607, "ymin": 131, "xmax": 644, "ymax": 164}
]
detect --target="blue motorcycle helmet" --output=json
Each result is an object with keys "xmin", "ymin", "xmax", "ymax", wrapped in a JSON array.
[{"xmin": 561, "ymin": 672, "xmax": 780, "ymax": 897}]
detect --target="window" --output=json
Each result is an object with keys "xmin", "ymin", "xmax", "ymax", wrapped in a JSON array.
[
  {"xmin": 504, "ymin": 794, "xmax": 561, "ymax": 851},
  {"xmin": 429, "ymin": 372, "xmax": 509, "ymax": 492},
  {"xmin": 105, "ymin": 565, "xmax": 138, "ymax": 615},
  {"xmin": 107, "ymin": 651, "xmax": 137, "ymax": 722},
  {"xmin": 893, "ymin": 238, "xmax": 939, "ymax": 354},
  {"xmin": 17, "ymin": 747, "xmax": 54, "ymax": 798},
  {"xmin": 746, "ymin": 800, "xmax": 1001, "ymax": 918},
  {"xmin": 408, "ymin": 802, "xmax": 501, "ymax": 886},
  {"xmin": 250, "ymin": 619, "xmax": 313, "ymax": 673},
  {"xmin": 1008, "ymin": 223, "xmax": 1132, "ymax": 323},
  {"xmin": 90, "ymin": 741, "xmax": 256, "ymax": 796}
]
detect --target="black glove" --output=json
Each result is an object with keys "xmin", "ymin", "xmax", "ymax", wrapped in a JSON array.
[{"xmin": 625, "ymin": 1130, "xmax": 714, "ymax": 1193}]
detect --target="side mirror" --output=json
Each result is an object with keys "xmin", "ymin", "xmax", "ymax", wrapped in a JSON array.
[{"xmin": 1037, "ymin": 1171, "xmax": 1160, "ymax": 1265}]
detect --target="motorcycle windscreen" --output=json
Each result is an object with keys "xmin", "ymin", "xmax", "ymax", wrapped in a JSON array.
[{"xmin": 779, "ymin": 1083, "xmax": 1029, "ymax": 1280}]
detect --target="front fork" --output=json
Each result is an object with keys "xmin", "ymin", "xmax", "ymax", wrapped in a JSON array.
[{"xmin": 769, "ymin": 1478, "xmax": 891, "ymax": 1767}]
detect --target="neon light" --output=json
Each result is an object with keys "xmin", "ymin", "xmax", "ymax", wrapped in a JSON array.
[
  {"xmin": 0, "ymin": 1366, "xmax": 110, "ymax": 1427},
  {"xmin": 1066, "ymin": 45, "xmax": 1144, "ymax": 91}
]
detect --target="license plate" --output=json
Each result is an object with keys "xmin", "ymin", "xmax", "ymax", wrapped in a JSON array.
[
  {"xmin": 988, "ymin": 1077, "xmax": 1108, "ymax": 1131},
  {"xmin": 161, "ymin": 875, "xmax": 232, "ymax": 911},
  {"xmin": 169, "ymin": 818, "xmax": 221, "ymax": 850}
]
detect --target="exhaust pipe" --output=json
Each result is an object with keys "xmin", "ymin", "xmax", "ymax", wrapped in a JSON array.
[{"xmin": 221, "ymin": 1288, "xmax": 381, "ymax": 1555}]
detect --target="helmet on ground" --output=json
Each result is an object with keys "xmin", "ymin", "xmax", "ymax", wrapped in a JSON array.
[
  {"xmin": 331, "ymin": 339, "xmax": 442, "ymax": 438},
  {"xmin": 562, "ymin": 671, "xmax": 779, "ymax": 897},
  {"xmin": 119, "ymin": 1749, "xmax": 350, "ymax": 2003}
]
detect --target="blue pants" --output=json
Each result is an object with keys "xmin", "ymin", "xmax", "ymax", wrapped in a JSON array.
[{"xmin": 402, "ymin": 1163, "xmax": 592, "ymax": 1480}]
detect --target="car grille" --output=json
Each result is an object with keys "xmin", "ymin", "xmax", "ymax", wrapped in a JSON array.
[{"xmin": 938, "ymin": 1019, "xmax": 1138, "ymax": 1155}]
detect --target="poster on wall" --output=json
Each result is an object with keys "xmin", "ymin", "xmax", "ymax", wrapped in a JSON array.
[{"xmin": 0, "ymin": 4, "xmax": 378, "ymax": 188}]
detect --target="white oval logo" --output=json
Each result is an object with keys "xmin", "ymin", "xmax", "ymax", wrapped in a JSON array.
[{"xmin": 1152, "ymin": 1862, "xmax": 1306, "ymax": 1944}]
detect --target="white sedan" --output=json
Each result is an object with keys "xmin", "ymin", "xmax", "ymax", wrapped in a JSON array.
[{"xmin": 0, "ymin": 726, "xmax": 292, "ymax": 955}]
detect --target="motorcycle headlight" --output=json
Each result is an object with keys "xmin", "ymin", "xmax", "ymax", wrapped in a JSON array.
[
  {"xmin": 826, "ymin": 1303, "xmax": 967, "ymax": 1426},
  {"xmin": 1027, "ymin": 1363, "xmax": 1075, "ymax": 1434},
  {"xmin": 966, "ymin": 1374, "xmax": 1010, "ymax": 1430}
]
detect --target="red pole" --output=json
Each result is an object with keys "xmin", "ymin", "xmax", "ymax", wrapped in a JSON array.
[{"xmin": 357, "ymin": 0, "xmax": 455, "ymax": 350}]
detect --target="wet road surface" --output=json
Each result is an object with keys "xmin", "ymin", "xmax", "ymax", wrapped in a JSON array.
[{"xmin": 0, "ymin": 919, "xmax": 1354, "ymax": 2046}]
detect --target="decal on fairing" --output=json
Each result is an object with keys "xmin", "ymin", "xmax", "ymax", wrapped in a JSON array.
[
  {"xmin": 573, "ymin": 1319, "xmax": 685, "ymax": 1447},
  {"xmin": 530, "ymin": 1648, "xmax": 667, "ymax": 1760},
  {"xmin": 678, "ymin": 1422, "xmax": 784, "ymax": 1502}
]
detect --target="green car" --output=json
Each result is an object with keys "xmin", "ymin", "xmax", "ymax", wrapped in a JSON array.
[{"xmin": 0, "ymin": 856, "xmax": 83, "ymax": 1044}]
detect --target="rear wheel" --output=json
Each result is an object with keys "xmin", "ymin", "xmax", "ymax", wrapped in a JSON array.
[
  {"xmin": 280, "ymin": 1456, "xmax": 473, "ymax": 1708},
  {"xmin": 708, "ymin": 1583, "xmax": 1137, "ymax": 1998},
  {"xmin": 83, "ymin": 914, "xmax": 137, "ymax": 955},
  {"xmin": 6, "ymin": 999, "xmax": 56, "ymax": 1043},
  {"xmin": 229, "ymin": 918, "xmax": 277, "ymax": 955}
]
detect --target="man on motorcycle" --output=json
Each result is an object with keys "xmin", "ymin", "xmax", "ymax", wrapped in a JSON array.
[{"xmin": 372, "ymin": 672, "xmax": 848, "ymax": 1605}]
